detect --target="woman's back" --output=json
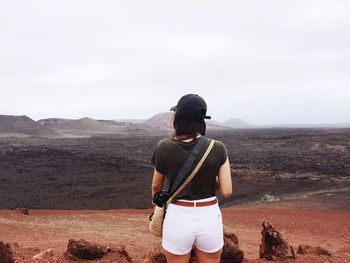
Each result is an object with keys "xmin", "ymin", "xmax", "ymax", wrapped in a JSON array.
[{"xmin": 151, "ymin": 136, "xmax": 227, "ymax": 201}]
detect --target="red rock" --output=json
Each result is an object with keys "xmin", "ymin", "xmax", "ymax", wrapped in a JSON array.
[
  {"xmin": 314, "ymin": 246, "xmax": 332, "ymax": 256},
  {"xmin": 0, "ymin": 241, "xmax": 14, "ymax": 263},
  {"xmin": 224, "ymin": 231, "xmax": 239, "ymax": 247},
  {"xmin": 16, "ymin": 207, "xmax": 29, "ymax": 215},
  {"xmin": 115, "ymin": 246, "xmax": 132, "ymax": 262},
  {"xmin": 145, "ymin": 245, "xmax": 167, "ymax": 263},
  {"xmin": 297, "ymin": 245, "xmax": 314, "ymax": 255},
  {"xmin": 221, "ymin": 237, "xmax": 244, "ymax": 263},
  {"xmin": 297, "ymin": 245, "xmax": 331, "ymax": 256},
  {"xmin": 259, "ymin": 221, "xmax": 296, "ymax": 260},
  {"xmin": 66, "ymin": 239, "xmax": 109, "ymax": 259},
  {"xmin": 32, "ymin": 248, "xmax": 54, "ymax": 260}
]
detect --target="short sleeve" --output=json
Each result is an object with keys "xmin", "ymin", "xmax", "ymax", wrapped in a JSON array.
[
  {"xmin": 151, "ymin": 140, "xmax": 166, "ymax": 174},
  {"xmin": 215, "ymin": 140, "xmax": 228, "ymax": 166}
]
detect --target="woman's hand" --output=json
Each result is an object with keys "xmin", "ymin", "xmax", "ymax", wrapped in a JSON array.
[{"xmin": 216, "ymin": 158, "xmax": 232, "ymax": 198}]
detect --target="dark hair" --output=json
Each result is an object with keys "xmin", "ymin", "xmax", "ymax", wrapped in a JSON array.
[{"xmin": 172, "ymin": 111, "xmax": 206, "ymax": 139}]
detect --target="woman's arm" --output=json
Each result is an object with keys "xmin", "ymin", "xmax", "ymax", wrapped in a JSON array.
[
  {"xmin": 151, "ymin": 168, "xmax": 165, "ymax": 198},
  {"xmin": 216, "ymin": 158, "xmax": 232, "ymax": 198}
]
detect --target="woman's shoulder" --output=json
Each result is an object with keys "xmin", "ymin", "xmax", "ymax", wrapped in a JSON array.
[
  {"xmin": 155, "ymin": 137, "xmax": 174, "ymax": 148},
  {"xmin": 205, "ymin": 138, "xmax": 227, "ymax": 155},
  {"xmin": 206, "ymin": 137, "xmax": 226, "ymax": 148},
  {"xmin": 214, "ymin": 139, "xmax": 225, "ymax": 147},
  {"xmin": 206, "ymin": 138, "xmax": 228, "ymax": 165}
]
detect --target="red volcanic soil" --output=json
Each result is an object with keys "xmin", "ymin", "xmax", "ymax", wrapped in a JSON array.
[{"xmin": 0, "ymin": 207, "xmax": 349, "ymax": 263}]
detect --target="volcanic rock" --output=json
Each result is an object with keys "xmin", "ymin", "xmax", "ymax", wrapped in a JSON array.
[
  {"xmin": 259, "ymin": 221, "xmax": 295, "ymax": 260},
  {"xmin": 221, "ymin": 237, "xmax": 244, "ymax": 263},
  {"xmin": 66, "ymin": 239, "xmax": 109, "ymax": 260},
  {"xmin": 224, "ymin": 231, "xmax": 239, "ymax": 247},
  {"xmin": 16, "ymin": 207, "xmax": 29, "ymax": 215},
  {"xmin": 114, "ymin": 246, "xmax": 132, "ymax": 263},
  {"xmin": 145, "ymin": 245, "xmax": 167, "ymax": 263},
  {"xmin": 32, "ymin": 248, "xmax": 54, "ymax": 260},
  {"xmin": 261, "ymin": 194, "xmax": 279, "ymax": 203},
  {"xmin": 0, "ymin": 241, "xmax": 14, "ymax": 263},
  {"xmin": 297, "ymin": 245, "xmax": 331, "ymax": 256}
]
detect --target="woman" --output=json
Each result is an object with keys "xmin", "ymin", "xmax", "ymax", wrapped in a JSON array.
[{"xmin": 151, "ymin": 94, "xmax": 232, "ymax": 263}]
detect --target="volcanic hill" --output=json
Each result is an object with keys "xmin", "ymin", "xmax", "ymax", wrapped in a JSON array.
[{"xmin": 0, "ymin": 115, "xmax": 59, "ymax": 138}]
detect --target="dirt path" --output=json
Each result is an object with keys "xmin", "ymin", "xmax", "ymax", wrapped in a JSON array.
[{"xmin": 0, "ymin": 207, "xmax": 349, "ymax": 262}]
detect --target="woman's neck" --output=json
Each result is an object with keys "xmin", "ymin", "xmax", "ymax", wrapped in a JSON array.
[{"xmin": 174, "ymin": 134, "xmax": 201, "ymax": 142}]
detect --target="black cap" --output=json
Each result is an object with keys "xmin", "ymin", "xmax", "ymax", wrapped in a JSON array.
[{"xmin": 170, "ymin": 94, "xmax": 211, "ymax": 120}]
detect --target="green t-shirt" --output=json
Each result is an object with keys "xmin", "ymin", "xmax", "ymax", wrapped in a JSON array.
[{"xmin": 151, "ymin": 136, "xmax": 228, "ymax": 200}]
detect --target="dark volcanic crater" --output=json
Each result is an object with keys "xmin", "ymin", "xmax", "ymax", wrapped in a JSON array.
[{"xmin": 0, "ymin": 128, "xmax": 349, "ymax": 210}]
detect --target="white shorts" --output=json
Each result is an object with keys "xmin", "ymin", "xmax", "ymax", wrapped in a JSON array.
[{"xmin": 162, "ymin": 196, "xmax": 224, "ymax": 255}]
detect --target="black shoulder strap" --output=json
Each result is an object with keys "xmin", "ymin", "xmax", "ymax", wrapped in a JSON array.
[{"xmin": 169, "ymin": 136, "xmax": 209, "ymax": 194}]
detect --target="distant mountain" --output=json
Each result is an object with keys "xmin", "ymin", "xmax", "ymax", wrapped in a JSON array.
[
  {"xmin": 337, "ymin": 122, "xmax": 350, "ymax": 128},
  {"xmin": 258, "ymin": 122, "xmax": 350, "ymax": 129},
  {"xmin": 144, "ymin": 112, "xmax": 173, "ymax": 129},
  {"xmin": 222, "ymin": 118, "xmax": 252, "ymax": 129},
  {"xmin": 144, "ymin": 112, "xmax": 231, "ymax": 132},
  {"xmin": 206, "ymin": 119, "xmax": 222, "ymax": 126},
  {"xmin": 114, "ymin": 119, "xmax": 146, "ymax": 124},
  {"xmin": 206, "ymin": 120, "xmax": 232, "ymax": 131},
  {"xmin": 38, "ymin": 117, "xmax": 146, "ymax": 136},
  {"xmin": 0, "ymin": 115, "xmax": 59, "ymax": 137},
  {"xmin": 3, "ymin": 113, "xmax": 347, "ymax": 139},
  {"xmin": 38, "ymin": 117, "xmax": 107, "ymax": 132}
]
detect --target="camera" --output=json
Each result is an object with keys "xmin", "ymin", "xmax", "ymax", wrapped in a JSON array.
[{"xmin": 152, "ymin": 191, "xmax": 171, "ymax": 207}]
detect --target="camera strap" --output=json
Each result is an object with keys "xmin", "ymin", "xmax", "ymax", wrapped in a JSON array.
[
  {"xmin": 169, "ymin": 136, "xmax": 208, "ymax": 194},
  {"xmin": 167, "ymin": 136, "xmax": 215, "ymax": 204}
]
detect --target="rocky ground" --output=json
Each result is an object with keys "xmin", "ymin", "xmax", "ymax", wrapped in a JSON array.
[
  {"xmin": 0, "ymin": 205, "xmax": 349, "ymax": 262},
  {"xmin": 0, "ymin": 128, "xmax": 349, "ymax": 210}
]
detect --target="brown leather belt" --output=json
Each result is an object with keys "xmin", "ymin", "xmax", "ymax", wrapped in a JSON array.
[{"xmin": 172, "ymin": 199, "xmax": 218, "ymax": 207}]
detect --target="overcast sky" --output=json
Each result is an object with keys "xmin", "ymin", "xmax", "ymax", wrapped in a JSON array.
[{"xmin": 0, "ymin": 1, "xmax": 349, "ymax": 124}]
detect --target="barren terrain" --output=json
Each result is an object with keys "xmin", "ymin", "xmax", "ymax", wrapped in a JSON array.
[
  {"xmin": 0, "ymin": 207, "xmax": 349, "ymax": 262},
  {"xmin": 0, "ymin": 128, "xmax": 350, "ymax": 262},
  {"xmin": 0, "ymin": 128, "xmax": 349, "ymax": 210}
]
